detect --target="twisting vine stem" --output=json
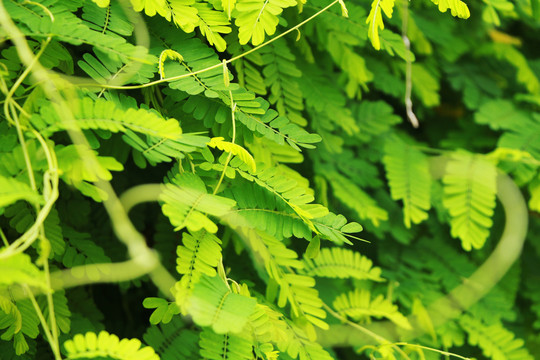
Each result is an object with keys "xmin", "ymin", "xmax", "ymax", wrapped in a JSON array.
[
  {"xmin": 317, "ymin": 156, "xmax": 528, "ymax": 348},
  {"xmin": 401, "ymin": 0, "xmax": 419, "ymax": 128}
]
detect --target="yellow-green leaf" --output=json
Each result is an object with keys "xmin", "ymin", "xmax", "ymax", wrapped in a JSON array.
[
  {"xmin": 208, "ymin": 137, "xmax": 257, "ymax": 173},
  {"xmin": 235, "ymin": 0, "xmax": 297, "ymax": 46},
  {"xmin": 366, "ymin": 0, "xmax": 395, "ymax": 50},
  {"xmin": 91, "ymin": 0, "xmax": 110, "ymax": 7},
  {"xmin": 430, "ymin": 0, "xmax": 470, "ymax": 18}
]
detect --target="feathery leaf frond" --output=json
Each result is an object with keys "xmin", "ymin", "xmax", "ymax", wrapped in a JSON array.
[
  {"xmin": 207, "ymin": 137, "xmax": 256, "ymax": 173},
  {"xmin": 160, "ymin": 172, "xmax": 236, "ymax": 233},
  {"xmin": 333, "ymin": 289, "xmax": 411, "ymax": 329},
  {"xmin": 430, "ymin": 0, "xmax": 470, "ymax": 19},
  {"xmin": 186, "ymin": 275, "xmax": 257, "ymax": 333},
  {"xmin": 63, "ymin": 330, "xmax": 160, "ymax": 360},
  {"xmin": 383, "ymin": 136, "xmax": 431, "ymax": 228},
  {"xmin": 0, "ymin": 176, "xmax": 42, "ymax": 209},
  {"xmin": 199, "ymin": 327, "xmax": 254, "ymax": 360},
  {"xmin": 32, "ymin": 98, "xmax": 182, "ymax": 139},
  {"xmin": 442, "ymin": 152, "xmax": 497, "ymax": 251},
  {"xmin": 460, "ymin": 315, "xmax": 534, "ymax": 360},
  {"xmin": 366, "ymin": 0, "xmax": 395, "ymax": 50},
  {"xmin": 235, "ymin": 0, "xmax": 297, "ymax": 45},
  {"xmin": 302, "ymin": 248, "xmax": 383, "ymax": 281}
]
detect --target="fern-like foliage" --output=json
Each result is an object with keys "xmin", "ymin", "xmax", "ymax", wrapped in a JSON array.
[
  {"xmin": 32, "ymin": 97, "xmax": 182, "ymax": 139},
  {"xmin": 143, "ymin": 318, "xmax": 199, "ymax": 360},
  {"xmin": 43, "ymin": 208, "xmax": 65, "ymax": 258},
  {"xmin": 248, "ymin": 303, "xmax": 288, "ymax": 356},
  {"xmin": 37, "ymin": 291, "xmax": 71, "ymax": 335},
  {"xmin": 61, "ymin": 227, "xmax": 111, "ymax": 280},
  {"xmin": 366, "ymin": 0, "xmax": 395, "ymax": 50},
  {"xmin": 442, "ymin": 152, "xmax": 497, "ymax": 250},
  {"xmin": 383, "ymin": 136, "xmax": 432, "ymax": 228},
  {"xmin": 207, "ymin": 136, "xmax": 256, "ymax": 172},
  {"xmin": 302, "ymin": 247, "xmax": 383, "ymax": 281},
  {"xmin": 223, "ymin": 181, "xmax": 313, "ymax": 240},
  {"xmin": 186, "ymin": 274, "xmax": 256, "ymax": 333},
  {"xmin": 6, "ymin": 0, "xmax": 153, "ymax": 67},
  {"xmin": 199, "ymin": 327, "xmax": 253, "ymax": 360},
  {"xmin": 160, "ymin": 172, "xmax": 236, "ymax": 233},
  {"xmin": 243, "ymin": 229, "xmax": 328, "ymax": 331},
  {"xmin": 2, "ymin": 0, "xmax": 538, "ymax": 359},
  {"xmin": 0, "ymin": 296, "xmax": 24, "ymax": 354},
  {"xmin": 55, "ymin": 145, "xmax": 123, "ymax": 202},
  {"xmin": 0, "ymin": 253, "xmax": 47, "ymax": 289},
  {"xmin": 193, "ymin": 2, "xmax": 231, "ymax": 52},
  {"xmin": 333, "ymin": 289, "xmax": 412, "ymax": 330},
  {"xmin": 142, "ymin": 297, "xmax": 180, "ymax": 325},
  {"xmin": 299, "ymin": 67, "xmax": 358, "ymax": 152},
  {"xmin": 430, "ymin": 0, "xmax": 471, "ymax": 18},
  {"xmin": 122, "ymin": 130, "xmax": 209, "ymax": 168},
  {"xmin": 207, "ymin": 163, "xmax": 328, "ymax": 231},
  {"xmin": 259, "ymin": 39, "xmax": 306, "ymax": 125},
  {"xmin": 235, "ymin": 0, "xmax": 297, "ymax": 45},
  {"xmin": 63, "ymin": 330, "xmax": 160, "ymax": 360},
  {"xmin": 77, "ymin": 51, "xmax": 156, "ymax": 85},
  {"xmin": 154, "ymin": 29, "xmax": 321, "ymax": 150},
  {"xmin": 83, "ymin": 0, "xmax": 134, "ymax": 36},
  {"xmin": 324, "ymin": 171, "xmax": 388, "ymax": 227},
  {"xmin": 174, "ymin": 229, "xmax": 222, "ymax": 309},
  {"xmin": 0, "ymin": 176, "xmax": 42, "ymax": 209},
  {"xmin": 249, "ymin": 303, "xmax": 334, "ymax": 360},
  {"xmin": 460, "ymin": 315, "xmax": 534, "ymax": 360}
]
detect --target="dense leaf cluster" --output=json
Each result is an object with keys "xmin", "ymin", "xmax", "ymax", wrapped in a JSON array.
[{"xmin": 0, "ymin": 0, "xmax": 539, "ymax": 359}]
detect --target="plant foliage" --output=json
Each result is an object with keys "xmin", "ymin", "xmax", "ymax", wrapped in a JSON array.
[{"xmin": 0, "ymin": 0, "xmax": 539, "ymax": 359}]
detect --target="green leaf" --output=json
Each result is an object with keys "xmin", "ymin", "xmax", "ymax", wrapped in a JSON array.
[
  {"xmin": 207, "ymin": 137, "xmax": 256, "ymax": 173},
  {"xmin": 354, "ymin": 100, "xmax": 401, "ymax": 142},
  {"xmin": 0, "ymin": 176, "xmax": 42, "ymax": 209},
  {"xmin": 222, "ymin": 0, "xmax": 237, "ymax": 19},
  {"xmin": 194, "ymin": 3, "xmax": 231, "ymax": 52},
  {"xmin": 170, "ymin": 0, "xmax": 200, "ymax": 33},
  {"xmin": 303, "ymin": 247, "xmax": 384, "ymax": 281},
  {"xmin": 0, "ymin": 254, "xmax": 48, "ymax": 290},
  {"xmin": 333, "ymin": 289, "xmax": 411, "ymax": 329},
  {"xmin": 325, "ymin": 171, "xmax": 388, "ymax": 227},
  {"xmin": 63, "ymin": 331, "xmax": 160, "ymax": 360},
  {"xmin": 366, "ymin": 0, "xmax": 395, "ymax": 50},
  {"xmin": 442, "ymin": 152, "xmax": 497, "ymax": 251},
  {"xmin": 186, "ymin": 275, "xmax": 256, "ymax": 333},
  {"xmin": 383, "ymin": 136, "xmax": 432, "ymax": 228},
  {"xmin": 91, "ymin": 0, "xmax": 110, "ymax": 7},
  {"xmin": 143, "ymin": 297, "xmax": 180, "ymax": 325},
  {"xmin": 55, "ymin": 145, "xmax": 123, "ymax": 202},
  {"xmin": 33, "ymin": 97, "xmax": 182, "ymax": 139},
  {"xmin": 199, "ymin": 327, "xmax": 254, "ymax": 360},
  {"xmin": 430, "ymin": 0, "xmax": 471, "ymax": 18},
  {"xmin": 235, "ymin": 0, "xmax": 297, "ymax": 45},
  {"xmin": 130, "ymin": 0, "xmax": 170, "ymax": 18},
  {"xmin": 460, "ymin": 315, "xmax": 534, "ymax": 360},
  {"xmin": 474, "ymin": 99, "xmax": 530, "ymax": 130},
  {"xmin": 160, "ymin": 172, "xmax": 236, "ymax": 233},
  {"xmin": 304, "ymin": 235, "xmax": 320, "ymax": 259}
]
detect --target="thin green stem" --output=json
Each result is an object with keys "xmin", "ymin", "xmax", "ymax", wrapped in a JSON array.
[
  {"xmin": 0, "ymin": 228, "xmax": 9, "ymax": 247},
  {"xmin": 24, "ymin": 286, "xmax": 62, "ymax": 360},
  {"xmin": 323, "ymin": 303, "xmax": 412, "ymax": 360},
  {"xmin": 42, "ymin": 260, "xmax": 60, "ymax": 354},
  {"xmin": 393, "ymin": 343, "xmax": 472, "ymax": 360},
  {"xmin": 213, "ymin": 89, "xmax": 237, "ymax": 195}
]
